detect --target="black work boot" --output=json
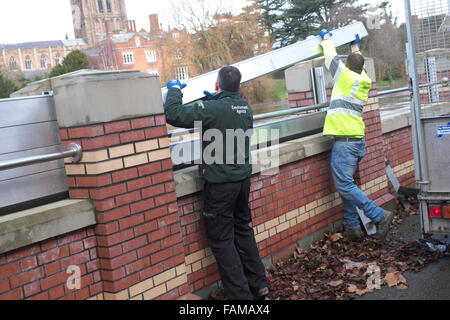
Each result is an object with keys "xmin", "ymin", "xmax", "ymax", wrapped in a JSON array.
[
  {"xmin": 374, "ymin": 210, "xmax": 394, "ymax": 241},
  {"xmin": 254, "ymin": 287, "xmax": 269, "ymax": 300},
  {"xmin": 344, "ymin": 226, "xmax": 364, "ymax": 242}
]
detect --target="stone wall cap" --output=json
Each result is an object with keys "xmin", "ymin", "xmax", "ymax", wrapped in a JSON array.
[
  {"xmin": 0, "ymin": 199, "xmax": 96, "ymax": 255},
  {"xmin": 51, "ymin": 69, "xmax": 156, "ymax": 87}
]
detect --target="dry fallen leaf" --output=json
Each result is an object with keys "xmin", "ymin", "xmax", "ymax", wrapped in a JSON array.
[
  {"xmin": 328, "ymin": 280, "xmax": 344, "ymax": 287},
  {"xmin": 210, "ymin": 203, "xmax": 442, "ymax": 301},
  {"xmin": 356, "ymin": 288, "xmax": 372, "ymax": 296},
  {"xmin": 341, "ymin": 259, "xmax": 367, "ymax": 270},
  {"xmin": 347, "ymin": 284, "xmax": 357, "ymax": 293},
  {"xmin": 330, "ymin": 233, "xmax": 343, "ymax": 242},
  {"xmin": 385, "ymin": 271, "xmax": 407, "ymax": 288}
]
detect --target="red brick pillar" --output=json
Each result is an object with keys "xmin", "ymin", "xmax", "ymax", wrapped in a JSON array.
[{"xmin": 56, "ymin": 70, "xmax": 191, "ymax": 300}]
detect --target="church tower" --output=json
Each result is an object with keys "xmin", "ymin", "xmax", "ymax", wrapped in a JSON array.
[{"xmin": 71, "ymin": 0, "xmax": 128, "ymax": 46}]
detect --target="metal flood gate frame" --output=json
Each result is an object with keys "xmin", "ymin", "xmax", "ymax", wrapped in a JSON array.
[
  {"xmin": 0, "ymin": 95, "xmax": 68, "ymax": 215},
  {"xmin": 405, "ymin": 0, "xmax": 450, "ymax": 234},
  {"xmin": 161, "ymin": 22, "xmax": 369, "ymax": 105},
  {"xmin": 165, "ymin": 22, "xmax": 369, "ymax": 168}
]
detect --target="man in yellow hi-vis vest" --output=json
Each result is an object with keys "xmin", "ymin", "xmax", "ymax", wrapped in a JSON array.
[{"xmin": 318, "ymin": 29, "xmax": 394, "ymax": 242}]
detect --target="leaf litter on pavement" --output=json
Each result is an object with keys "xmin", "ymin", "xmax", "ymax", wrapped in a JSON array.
[{"xmin": 209, "ymin": 197, "xmax": 448, "ymax": 300}]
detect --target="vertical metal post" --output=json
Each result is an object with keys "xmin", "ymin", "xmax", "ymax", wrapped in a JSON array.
[
  {"xmin": 404, "ymin": 0, "xmax": 430, "ymax": 235},
  {"xmin": 311, "ymin": 68, "xmax": 318, "ymax": 104}
]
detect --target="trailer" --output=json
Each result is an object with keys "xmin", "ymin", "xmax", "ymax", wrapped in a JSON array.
[{"xmin": 404, "ymin": 0, "xmax": 450, "ymax": 234}]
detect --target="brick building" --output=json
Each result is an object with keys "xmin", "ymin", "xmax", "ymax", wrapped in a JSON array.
[{"xmin": 93, "ymin": 15, "xmax": 195, "ymax": 85}]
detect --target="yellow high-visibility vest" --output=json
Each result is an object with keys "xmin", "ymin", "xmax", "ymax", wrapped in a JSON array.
[{"xmin": 320, "ymin": 39, "xmax": 372, "ymax": 138}]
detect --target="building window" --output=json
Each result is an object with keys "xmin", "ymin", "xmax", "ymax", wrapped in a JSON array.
[
  {"xmin": 145, "ymin": 50, "xmax": 157, "ymax": 63},
  {"xmin": 106, "ymin": 0, "xmax": 112, "ymax": 12},
  {"xmin": 40, "ymin": 55, "xmax": 47, "ymax": 69},
  {"xmin": 176, "ymin": 66, "xmax": 189, "ymax": 81},
  {"xmin": 147, "ymin": 69, "xmax": 158, "ymax": 75},
  {"xmin": 122, "ymin": 52, "xmax": 134, "ymax": 65},
  {"xmin": 25, "ymin": 56, "xmax": 33, "ymax": 69},
  {"xmin": 54, "ymin": 54, "xmax": 62, "ymax": 65},
  {"xmin": 175, "ymin": 49, "xmax": 183, "ymax": 60},
  {"xmin": 172, "ymin": 32, "xmax": 179, "ymax": 41},
  {"xmin": 9, "ymin": 57, "xmax": 17, "ymax": 70},
  {"xmin": 135, "ymin": 37, "xmax": 141, "ymax": 48},
  {"xmin": 98, "ymin": 0, "xmax": 104, "ymax": 13}
]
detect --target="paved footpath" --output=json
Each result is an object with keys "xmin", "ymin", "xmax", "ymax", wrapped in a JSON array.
[{"xmin": 358, "ymin": 214, "xmax": 450, "ymax": 300}]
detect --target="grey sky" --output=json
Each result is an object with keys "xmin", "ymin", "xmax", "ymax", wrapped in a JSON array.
[{"xmin": 0, "ymin": 0, "xmax": 406, "ymax": 44}]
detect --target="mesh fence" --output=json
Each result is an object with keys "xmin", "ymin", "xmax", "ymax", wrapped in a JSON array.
[{"xmin": 409, "ymin": 0, "xmax": 450, "ymax": 108}]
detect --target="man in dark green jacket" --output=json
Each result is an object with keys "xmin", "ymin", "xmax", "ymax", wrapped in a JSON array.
[{"xmin": 164, "ymin": 66, "xmax": 268, "ymax": 300}]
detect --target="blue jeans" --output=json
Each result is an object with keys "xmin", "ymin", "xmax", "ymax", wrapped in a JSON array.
[{"xmin": 331, "ymin": 139, "xmax": 384, "ymax": 228}]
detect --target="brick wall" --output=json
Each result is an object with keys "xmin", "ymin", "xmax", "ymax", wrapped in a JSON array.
[
  {"xmin": 0, "ymin": 226, "xmax": 101, "ymax": 300},
  {"xmin": 0, "ymin": 113, "xmax": 191, "ymax": 300},
  {"xmin": 176, "ymin": 85, "xmax": 417, "ymax": 295},
  {"xmin": 0, "ymin": 73, "xmax": 418, "ymax": 300},
  {"xmin": 382, "ymin": 126, "xmax": 416, "ymax": 193},
  {"xmin": 417, "ymin": 70, "xmax": 450, "ymax": 104}
]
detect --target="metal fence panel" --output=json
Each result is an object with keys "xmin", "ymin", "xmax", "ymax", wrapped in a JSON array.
[
  {"xmin": 406, "ymin": 0, "xmax": 450, "ymax": 234},
  {"xmin": 409, "ymin": 0, "xmax": 450, "ymax": 112}
]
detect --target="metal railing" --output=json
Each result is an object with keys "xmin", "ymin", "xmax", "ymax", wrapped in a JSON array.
[
  {"xmin": 0, "ymin": 143, "xmax": 83, "ymax": 172},
  {"xmin": 0, "ymin": 79, "xmax": 445, "ymax": 173},
  {"xmin": 168, "ymin": 78, "xmax": 449, "ymax": 138},
  {"xmin": 376, "ymin": 78, "xmax": 449, "ymax": 96}
]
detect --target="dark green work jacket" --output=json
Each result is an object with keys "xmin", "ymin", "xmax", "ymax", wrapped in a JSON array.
[{"xmin": 164, "ymin": 88, "xmax": 253, "ymax": 183}]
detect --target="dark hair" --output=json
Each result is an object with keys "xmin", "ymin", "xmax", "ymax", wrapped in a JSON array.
[
  {"xmin": 217, "ymin": 66, "xmax": 242, "ymax": 92},
  {"xmin": 346, "ymin": 53, "xmax": 365, "ymax": 74}
]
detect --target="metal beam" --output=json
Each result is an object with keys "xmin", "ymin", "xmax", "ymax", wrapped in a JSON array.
[{"xmin": 162, "ymin": 21, "xmax": 368, "ymax": 104}]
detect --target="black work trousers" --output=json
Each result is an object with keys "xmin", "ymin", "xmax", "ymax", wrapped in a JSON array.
[{"xmin": 203, "ymin": 177, "xmax": 268, "ymax": 300}]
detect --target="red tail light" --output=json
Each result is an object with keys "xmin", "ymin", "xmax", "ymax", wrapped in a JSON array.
[{"xmin": 429, "ymin": 206, "xmax": 442, "ymax": 219}]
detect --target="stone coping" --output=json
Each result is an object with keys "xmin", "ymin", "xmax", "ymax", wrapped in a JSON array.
[
  {"xmin": 174, "ymin": 133, "xmax": 334, "ymax": 198},
  {"xmin": 379, "ymin": 104, "xmax": 450, "ymax": 134},
  {"xmin": 174, "ymin": 111, "xmax": 414, "ymax": 198},
  {"xmin": 380, "ymin": 108, "xmax": 412, "ymax": 134},
  {"xmin": 10, "ymin": 69, "xmax": 164, "ymax": 128},
  {"xmin": 0, "ymin": 199, "xmax": 96, "ymax": 255}
]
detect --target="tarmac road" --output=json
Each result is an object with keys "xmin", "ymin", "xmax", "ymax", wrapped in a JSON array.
[{"xmin": 357, "ymin": 214, "xmax": 450, "ymax": 300}]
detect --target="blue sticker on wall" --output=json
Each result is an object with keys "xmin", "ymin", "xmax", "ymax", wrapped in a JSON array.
[{"xmin": 437, "ymin": 122, "xmax": 450, "ymax": 138}]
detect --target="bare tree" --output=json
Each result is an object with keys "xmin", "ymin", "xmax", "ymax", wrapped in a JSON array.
[{"xmin": 166, "ymin": 0, "xmax": 275, "ymax": 103}]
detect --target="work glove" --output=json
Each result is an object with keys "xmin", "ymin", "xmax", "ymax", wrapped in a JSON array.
[
  {"xmin": 318, "ymin": 29, "xmax": 332, "ymax": 40},
  {"xmin": 201, "ymin": 90, "xmax": 215, "ymax": 101},
  {"xmin": 167, "ymin": 79, "xmax": 187, "ymax": 90},
  {"xmin": 351, "ymin": 34, "xmax": 361, "ymax": 46}
]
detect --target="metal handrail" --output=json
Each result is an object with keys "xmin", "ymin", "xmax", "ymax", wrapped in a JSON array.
[
  {"xmin": 376, "ymin": 78, "xmax": 449, "ymax": 96},
  {"xmin": 253, "ymin": 103, "xmax": 328, "ymax": 120},
  {"xmin": 3, "ymin": 78, "xmax": 443, "ymax": 172},
  {"xmin": 167, "ymin": 77, "xmax": 449, "ymax": 137},
  {"xmin": 0, "ymin": 143, "xmax": 83, "ymax": 172}
]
